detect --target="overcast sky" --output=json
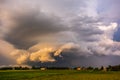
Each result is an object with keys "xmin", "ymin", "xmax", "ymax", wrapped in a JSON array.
[{"xmin": 0, "ymin": 0, "xmax": 120, "ymax": 67}]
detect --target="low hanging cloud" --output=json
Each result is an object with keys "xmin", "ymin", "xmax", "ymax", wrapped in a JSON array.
[
  {"xmin": 10, "ymin": 42, "xmax": 78, "ymax": 64},
  {"xmin": 0, "ymin": 0, "xmax": 120, "ymax": 66},
  {"xmin": 2, "ymin": 9, "xmax": 67, "ymax": 49}
]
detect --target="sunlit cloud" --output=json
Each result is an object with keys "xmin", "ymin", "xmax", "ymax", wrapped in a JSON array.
[{"xmin": 0, "ymin": 0, "xmax": 120, "ymax": 67}]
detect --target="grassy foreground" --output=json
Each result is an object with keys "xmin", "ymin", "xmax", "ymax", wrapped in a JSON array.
[{"xmin": 0, "ymin": 70, "xmax": 120, "ymax": 80}]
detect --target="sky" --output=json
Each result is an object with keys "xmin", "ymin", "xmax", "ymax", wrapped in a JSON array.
[{"xmin": 0, "ymin": 0, "xmax": 120, "ymax": 67}]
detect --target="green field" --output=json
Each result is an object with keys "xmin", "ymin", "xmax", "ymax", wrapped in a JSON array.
[{"xmin": 0, "ymin": 70, "xmax": 120, "ymax": 80}]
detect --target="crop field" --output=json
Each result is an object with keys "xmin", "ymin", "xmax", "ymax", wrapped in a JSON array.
[{"xmin": 0, "ymin": 70, "xmax": 120, "ymax": 80}]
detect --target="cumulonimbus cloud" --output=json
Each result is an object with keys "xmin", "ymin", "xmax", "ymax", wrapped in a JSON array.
[
  {"xmin": 0, "ymin": 0, "xmax": 120, "ymax": 66},
  {"xmin": 10, "ymin": 42, "xmax": 78, "ymax": 64}
]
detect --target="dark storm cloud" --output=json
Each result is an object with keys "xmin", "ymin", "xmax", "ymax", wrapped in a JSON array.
[
  {"xmin": 60, "ymin": 54, "xmax": 120, "ymax": 67},
  {"xmin": 4, "ymin": 10, "xmax": 67, "ymax": 49},
  {"xmin": 70, "ymin": 16, "xmax": 104, "ymax": 42},
  {"xmin": 1, "ymin": 0, "xmax": 120, "ymax": 67},
  {"xmin": 27, "ymin": 51, "xmax": 120, "ymax": 67}
]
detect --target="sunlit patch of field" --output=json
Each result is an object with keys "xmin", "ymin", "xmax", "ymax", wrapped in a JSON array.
[{"xmin": 0, "ymin": 70, "xmax": 120, "ymax": 80}]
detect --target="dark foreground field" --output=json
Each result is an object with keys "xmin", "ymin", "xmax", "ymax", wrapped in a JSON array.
[{"xmin": 0, "ymin": 70, "xmax": 120, "ymax": 80}]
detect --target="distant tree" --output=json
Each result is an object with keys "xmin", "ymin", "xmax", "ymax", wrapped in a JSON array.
[
  {"xmin": 0, "ymin": 67, "xmax": 12, "ymax": 70},
  {"xmin": 47, "ymin": 67, "xmax": 69, "ymax": 70},
  {"xmin": 81, "ymin": 67, "xmax": 87, "ymax": 70},
  {"xmin": 106, "ymin": 65, "xmax": 120, "ymax": 71},
  {"xmin": 32, "ymin": 66, "xmax": 36, "ymax": 69},
  {"xmin": 100, "ymin": 66, "xmax": 104, "ymax": 71},
  {"xmin": 107, "ymin": 65, "xmax": 112, "ymax": 71},
  {"xmin": 22, "ymin": 67, "xmax": 30, "ymax": 70},
  {"xmin": 94, "ymin": 67, "xmax": 99, "ymax": 71},
  {"xmin": 87, "ymin": 66, "xmax": 94, "ymax": 70},
  {"xmin": 112, "ymin": 65, "xmax": 120, "ymax": 71}
]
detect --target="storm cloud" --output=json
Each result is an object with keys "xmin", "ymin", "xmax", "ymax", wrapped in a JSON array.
[
  {"xmin": 0, "ymin": 0, "xmax": 120, "ymax": 67},
  {"xmin": 4, "ymin": 9, "xmax": 67, "ymax": 49}
]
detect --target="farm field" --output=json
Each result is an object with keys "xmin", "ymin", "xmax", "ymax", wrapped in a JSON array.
[{"xmin": 0, "ymin": 70, "xmax": 120, "ymax": 80}]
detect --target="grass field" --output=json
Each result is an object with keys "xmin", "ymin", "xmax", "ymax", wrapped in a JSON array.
[{"xmin": 0, "ymin": 70, "xmax": 120, "ymax": 80}]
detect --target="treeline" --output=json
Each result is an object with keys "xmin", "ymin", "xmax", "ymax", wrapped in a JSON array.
[
  {"xmin": 74, "ymin": 65, "xmax": 120, "ymax": 71},
  {"xmin": 0, "ymin": 66, "xmax": 30, "ymax": 70},
  {"xmin": 0, "ymin": 64, "xmax": 120, "ymax": 71},
  {"xmin": 107, "ymin": 65, "xmax": 120, "ymax": 71},
  {"xmin": 33, "ymin": 66, "xmax": 70, "ymax": 70}
]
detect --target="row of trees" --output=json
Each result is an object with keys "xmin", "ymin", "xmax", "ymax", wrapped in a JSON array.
[
  {"xmin": 0, "ymin": 66, "xmax": 30, "ymax": 70},
  {"xmin": 107, "ymin": 65, "xmax": 120, "ymax": 71},
  {"xmin": 0, "ymin": 65, "xmax": 120, "ymax": 71},
  {"xmin": 74, "ymin": 65, "xmax": 120, "ymax": 71}
]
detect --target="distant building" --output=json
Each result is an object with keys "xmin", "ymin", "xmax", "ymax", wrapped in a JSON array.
[
  {"xmin": 77, "ymin": 67, "xmax": 81, "ymax": 71},
  {"xmin": 103, "ymin": 67, "xmax": 107, "ymax": 71},
  {"xmin": 100, "ymin": 66, "xmax": 107, "ymax": 71},
  {"xmin": 40, "ymin": 67, "xmax": 46, "ymax": 70}
]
